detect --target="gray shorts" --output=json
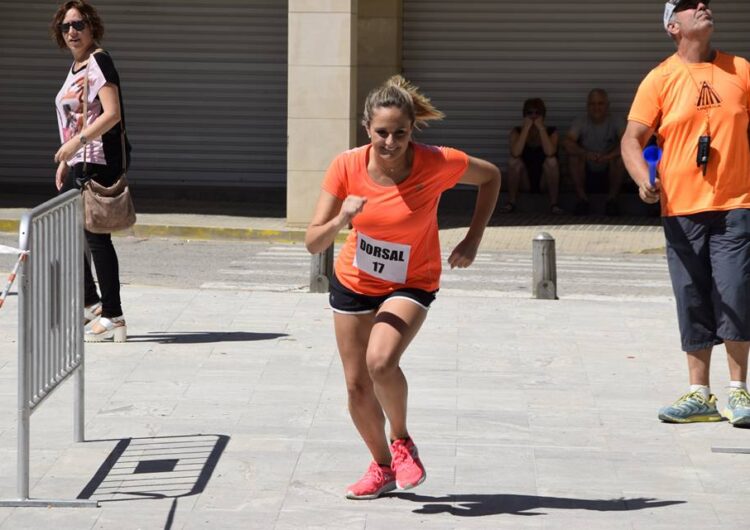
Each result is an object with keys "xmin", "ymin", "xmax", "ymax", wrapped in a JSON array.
[{"xmin": 663, "ymin": 208, "xmax": 750, "ymax": 352}]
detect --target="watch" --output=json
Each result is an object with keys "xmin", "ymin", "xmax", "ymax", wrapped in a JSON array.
[{"xmin": 79, "ymin": 134, "xmax": 88, "ymax": 145}]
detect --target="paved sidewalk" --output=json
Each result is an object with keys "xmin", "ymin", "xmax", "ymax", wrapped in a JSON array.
[
  {"xmin": 0, "ymin": 207, "xmax": 666, "ymax": 255},
  {"xmin": 0, "ymin": 202, "xmax": 705, "ymax": 529},
  {"xmin": 1, "ymin": 281, "xmax": 748, "ymax": 529}
]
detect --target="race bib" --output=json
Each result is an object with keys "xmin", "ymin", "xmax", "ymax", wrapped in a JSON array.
[{"xmin": 353, "ymin": 232, "xmax": 411, "ymax": 284}]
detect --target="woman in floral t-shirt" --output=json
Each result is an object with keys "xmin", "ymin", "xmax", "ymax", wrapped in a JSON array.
[{"xmin": 51, "ymin": 1, "xmax": 131, "ymax": 342}]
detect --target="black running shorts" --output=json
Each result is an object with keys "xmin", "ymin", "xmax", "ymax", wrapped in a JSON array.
[{"xmin": 328, "ymin": 273, "xmax": 437, "ymax": 314}]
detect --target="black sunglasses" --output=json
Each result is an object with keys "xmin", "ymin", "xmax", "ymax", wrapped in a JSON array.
[
  {"xmin": 675, "ymin": 0, "xmax": 709, "ymax": 11},
  {"xmin": 59, "ymin": 20, "xmax": 87, "ymax": 33}
]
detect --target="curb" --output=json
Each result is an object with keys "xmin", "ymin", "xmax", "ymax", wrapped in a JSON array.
[
  {"xmin": 0, "ymin": 220, "xmax": 19, "ymax": 234},
  {"xmin": 0, "ymin": 218, "xmax": 350, "ymax": 246},
  {"xmin": 127, "ymin": 224, "xmax": 309, "ymax": 244},
  {"xmin": 0, "ymin": 216, "xmax": 663, "ymax": 254},
  {"xmin": 127, "ymin": 224, "xmax": 350, "ymax": 245}
]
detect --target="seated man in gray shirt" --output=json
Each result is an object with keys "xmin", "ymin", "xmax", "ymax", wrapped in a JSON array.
[{"xmin": 563, "ymin": 89, "xmax": 626, "ymax": 216}]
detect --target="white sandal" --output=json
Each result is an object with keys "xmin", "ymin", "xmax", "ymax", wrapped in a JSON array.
[
  {"xmin": 84, "ymin": 302, "xmax": 102, "ymax": 325},
  {"xmin": 85, "ymin": 316, "xmax": 127, "ymax": 343}
]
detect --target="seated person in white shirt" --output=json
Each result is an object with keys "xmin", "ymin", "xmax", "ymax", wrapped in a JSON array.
[{"xmin": 563, "ymin": 88, "xmax": 626, "ymax": 216}]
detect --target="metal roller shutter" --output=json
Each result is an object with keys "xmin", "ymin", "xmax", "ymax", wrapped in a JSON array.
[
  {"xmin": 402, "ymin": 0, "xmax": 750, "ymax": 173},
  {"xmin": 1, "ymin": 0, "xmax": 287, "ymax": 187}
]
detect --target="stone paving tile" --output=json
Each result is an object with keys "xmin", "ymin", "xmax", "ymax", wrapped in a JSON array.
[
  {"xmin": 2, "ymin": 285, "xmax": 750, "ymax": 527},
  {"xmin": 457, "ymin": 410, "xmax": 530, "ymax": 445},
  {"xmin": 364, "ymin": 516, "xmax": 464, "ymax": 530},
  {"xmin": 624, "ymin": 493, "xmax": 721, "ymax": 527},
  {"xmin": 0, "ymin": 509, "xmax": 99, "ymax": 530},
  {"xmin": 533, "ymin": 448, "xmax": 622, "ymax": 495},
  {"xmin": 407, "ymin": 408, "xmax": 458, "ymax": 438}
]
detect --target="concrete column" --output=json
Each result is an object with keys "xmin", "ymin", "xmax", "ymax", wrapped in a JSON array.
[
  {"xmin": 286, "ymin": 0, "xmax": 358, "ymax": 227},
  {"xmin": 356, "ymin": 0, "xmax": 403, "ymax": 146},
  {"xmin": 286, "ymin": 0, "xmax": 403, "ymax": 226}
]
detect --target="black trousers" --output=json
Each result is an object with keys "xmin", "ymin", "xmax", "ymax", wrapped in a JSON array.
[{"xmin": 60, "ymin": 163, "xmax": 123, "ymax": 319}]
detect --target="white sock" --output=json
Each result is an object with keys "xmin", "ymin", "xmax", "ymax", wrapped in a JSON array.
[
  {"xmin": 689, "ymin": 385, "xmax": 710, "ymax": 399},
  {"xmin": 728, "ymin": 381, "xmax": 747, "ymax": 392}
]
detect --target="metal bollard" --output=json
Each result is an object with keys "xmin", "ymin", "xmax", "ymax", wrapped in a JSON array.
[
  {"xmin": 310, "ymin": 244, "xmax": 334, "ymax": 293},
  {"xmin": 532, "ymin": 232, "xmax": 558, "ymax": 300}
]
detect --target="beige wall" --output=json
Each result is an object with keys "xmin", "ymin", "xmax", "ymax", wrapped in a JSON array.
[
  {"xmin": 356, "ymin": 0, "xmax": 402, "ymax": 146},
  {"xmin": 286, "ymin": 0, "xmax": 402, "ymax": 226}
]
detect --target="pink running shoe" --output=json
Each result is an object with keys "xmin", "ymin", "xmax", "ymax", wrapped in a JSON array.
[
  {"xmin": 390, "ymin": 437, "xmax": 426, "ymax": 490},
  {"xmin": 345, "ymin": 462, "xmax": 396, "ymax": 500}
]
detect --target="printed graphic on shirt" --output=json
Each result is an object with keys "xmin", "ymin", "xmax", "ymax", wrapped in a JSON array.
[
  {"xmin": 59, "ymin": 76, "xmax": 84, "ymax": 142},
  {"xmin": 696, "ymin": 81, "xmax": 722, "ymax": 110},
  {"xmin": 58, "ymin": 75, "xmax": 103, "ymax": 143},
  {"xmin": 353, "ymin": 232, "xmax": 411, "ymax": 284},
  {"xmin": 55, "ymin": 53, "xmax": 115, "ymax": 167}
]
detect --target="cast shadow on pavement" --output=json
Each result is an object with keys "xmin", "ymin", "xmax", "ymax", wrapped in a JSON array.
[
  {"xmin": 126, "ymin": 331, "xmax": 287, "ymax": 344},
  {"xmin": 79, "ymin": 434, "xmax": 230, "ymax": 529},
  {"xmin": 393, "ymin": 492, "xmax": 685, "ymax": 517}
]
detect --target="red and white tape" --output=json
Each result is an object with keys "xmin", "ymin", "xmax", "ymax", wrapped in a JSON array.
[{"xmin": 0, "ymin": 246, "xmax": 29, "ymax": 310}]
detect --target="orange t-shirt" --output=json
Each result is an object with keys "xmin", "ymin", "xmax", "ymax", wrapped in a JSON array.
[
  {"xmin": 628, "ymin": 51, "xmax": 750, "ymax": 216},
  {"xmin": 322, "ymin": 142, "xmax": 469, "ymax": 296}
]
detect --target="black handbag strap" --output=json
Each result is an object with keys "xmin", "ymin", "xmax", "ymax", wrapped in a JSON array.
[{"xmin": 82, "ymin": 49, "xmax": 127, "ymax": 178}]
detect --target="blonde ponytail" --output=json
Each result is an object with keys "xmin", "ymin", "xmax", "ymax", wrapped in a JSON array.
[{"xmin": 362, "ymin": 75, "xmax": 444, "ymax": 130}]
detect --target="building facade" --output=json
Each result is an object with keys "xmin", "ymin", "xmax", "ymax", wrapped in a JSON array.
[{"xmin": 2, "ymin": 1, "xmax": 748, "ymax": 224}]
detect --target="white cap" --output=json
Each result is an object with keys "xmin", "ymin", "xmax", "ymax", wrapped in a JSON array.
[{"xmin": 664, "ymin": 0, "xmax": 683, "ymax": 31}]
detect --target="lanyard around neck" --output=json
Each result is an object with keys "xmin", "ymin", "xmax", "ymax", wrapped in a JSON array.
[{"xmin": 677, "ymin": 54, "xmax": 717, "ymax": 136}]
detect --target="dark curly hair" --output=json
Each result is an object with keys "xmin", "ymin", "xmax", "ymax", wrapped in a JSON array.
[
  {"xmin": 522, "ymin": 98, "xmax": 547, "ymax": 118},
  {"xmin": 50, "ymin": 1, "xmax": 104, "ymax": 49}
]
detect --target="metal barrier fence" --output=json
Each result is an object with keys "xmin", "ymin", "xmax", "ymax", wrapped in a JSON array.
[
  {"xmin": 309, "ymin": 245, "xmax": 334, "ymax": 293},
  {"xmin": 0, "ymin": 189, "xmax": 98, "ymax": 508}
]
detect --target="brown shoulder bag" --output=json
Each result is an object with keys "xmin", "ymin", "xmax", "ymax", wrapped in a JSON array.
[{"xmin": 80, "ymin": 49, "xmax": 136, "ymax": 234}]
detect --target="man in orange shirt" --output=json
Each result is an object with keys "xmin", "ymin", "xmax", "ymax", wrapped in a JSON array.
[{"xmin": 622, "ymin": 0, "xmax": 750, "ymax": 425}]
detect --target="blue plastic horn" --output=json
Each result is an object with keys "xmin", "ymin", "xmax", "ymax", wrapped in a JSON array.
[{"xmin": 643, "ymin": 145, "xmax": 662, "ymax": 186}]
